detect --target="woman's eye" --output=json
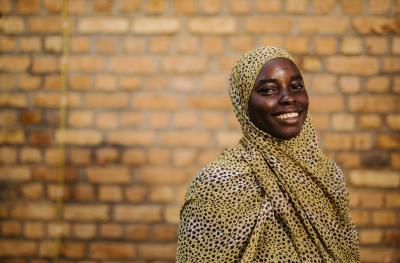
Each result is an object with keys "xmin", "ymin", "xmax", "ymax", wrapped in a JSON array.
[
  {"xmin": 259, "ymin": 87, "xmax": 277, "ymax": 95},
  {"xmin": 291, "ymin": 84, "xmax": 304, "ymax": 91}
]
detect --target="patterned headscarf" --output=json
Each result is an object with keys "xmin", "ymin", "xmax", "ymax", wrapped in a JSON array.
[{"xmin": 177, "ymin": 46, "xmax": 360, "ymax": 262}]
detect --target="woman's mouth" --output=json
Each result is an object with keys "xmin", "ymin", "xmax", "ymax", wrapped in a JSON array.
[{"xmin": 276, "ymin": 112, "xmax": 299, "ymax": 120}]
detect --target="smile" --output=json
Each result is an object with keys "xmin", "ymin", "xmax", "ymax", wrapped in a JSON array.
[{"xmin": 276, "ymin": 112, "xmax": 299, "ymax": 120}]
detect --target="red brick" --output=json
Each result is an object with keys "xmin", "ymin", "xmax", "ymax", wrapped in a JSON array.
[
  {"xmin": 47, "ymin": 184, "xmax": 70, "ymax": 201},
  {"xmin": 359, "ymin": 114, "xmax": 381, "ymax": 129},
  {"xmin": 351, "ymin": 210, "xmax": 369, "ymax": 226},
  {"xmin": 114, "ymin": 205, "xmax": 162, "ymax": 223},
  {"xmin": 20, "ymin": 147, "xmax": 41, "ymax": 163},
  {"xmin": 372, "ymin": 211, "xmax": 397, "ymax": 226},
  {"xmin": 299, "ymin": 17, "xmax": 349, "ymax": 33},
  {"xmin": 90, "ymin": 243, "xmax": 136, "ymax": 259},
  {"xmin": 387, "ymin": 114, "xmax": 400, "ymax": 130},
  {"xmin": 79, "ymin": 18, "xmax": 128, "ymax": 33},
  {"xmin": 377, "ymin": 134, "xmax": 400, "ymax": 149},
  {"xmin": 189, "ymin": 17, "xmax": 236, "ymax": 34},
  {"xmin": 96, "ymin": 147, "xmax": 119, "ymax": 164},
  {"xmin": 68, "ymin": 147, "xmax": 91, "ymax": 166},
  {"xmin": 386, "ymin": 193, "xmax": 400, "ymax": 208},
  {"xmin": 349, "ymin": 95, "xmax": 399, "ymax": 113},
  {"xmin": 11, "ymin": 203, "xmax": 55, "ymax": 220},
  {"xmin": 0, "ymin": 166, "xmax": 31, "ymax": 182},
  {"xmin": 126, "ymin": 224, "xmax": 150, "ymax": 240},
  {"xmin": 137, "ymin": 167, "xmax": 186, "ymax": 184},
  {"xmin": 107, "ymin": 131, "xmax": 156, "ymax": 146},
  {"xmin": 56, "ymin": 129, "xmax": 102, "ymax": 145},
  {"xmin": 0, "ymin": 36, "xmax": 16, "ymax": 52},
  {"xmin": 2, "ymin": 221, "xmax": 21, "ymax": 236},
  {"xmin": 86, "ymin": 167, "xmax": 130, "ymax": 184},
  {"xmin": 0, "ymin": 55, "xmax": 30, "ymax": 72},
  {"xmin": 22, "ymin": 183, "xmax": 44, "ymax": 200},
  {"xmin": 245, "ymin": 17, "xmax": 291, "ymax": 33},
  {"xmin": 383, "ymin": 57, "xmax": 400, "ymax": 73},
  {"xmin": 125, "ymin": 186, "xmax": 147, "ymax": 203},
  {"xmin": 60, "ymin": 242, "xmax": 86, "ymax": 259},
  {"xmin": 64, "ymin": 204, "xmax": 109, "ymax": 221},
  {"xmin": 160, "ymin": 131, "xmax": 210, "ymax": 147},
  {"xmin": 32, "ymin": 93, "xmax": 80, "ymax": 108},
  {"xmin": 0, "ymin": 17, "xmax": 25, "ymax": 33},
  {"xmin": 20, "ymin": 36, "xmax": 41, "ymax": 52},
  {"xmin": 20, "ymin": 74, "xmax": 41, "ymax": 90},
  {"xmin": 0, "ymin": 147, "xmax": 17, "ymax": 164},
  {"xmin": 99, "ymin": 223, "xmax": 123, "ymax": 238},
  {"xmin": 24, "ymin": 222, "xmax": 45, "ymax": 238},
  {"xmin": 28, "ymin": 17, "xmax": 62, "ymax": 33},
  {"xmin": 0, "ymin": 240, "xmax": 36, "ymax": 256},
  {"xmin": 32, "ymin": 166, "xmax": 77, "ymax": 182},
  {"xmin": 353, "ymin": 17, "xmax": 400, "ymax": 34},
  {"xmin": 47, "ymin": 222, "xmax": 71, "ymax": 238},
  {"xmin": 132, "ymin": 17, "xmax": 179, "ymax": 34},
  {"xmin": 0, "ymin": 0, "xmax": 12, "ymax": 13},
  {"xmin": 350, "ymin": 170, "xmax": 400, "ymax": 188},
  {"xmin": 93, "ymin": 0, "xmax": 113, "ymax": 13},
  {"xmin": 32, "ymin": 56, "xmax": 59, "ymax": 74},
  {"xmin": 110, "ymin": 57, "xmax": 157, "ymax": 74},
  {"xmin": 99, "ymin": 186, "xmax": 123, "ymax": 202},
  {"xmin": 0, "ymin": 129, "xmax": 25, "ymax": 144},
  {"xmin": 138, "ymin": 244, "xmax": 176, "ymax": 260}
]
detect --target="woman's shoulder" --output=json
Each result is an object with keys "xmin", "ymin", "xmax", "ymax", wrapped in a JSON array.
[{"xmin": 185, "ymin": 145, "xmax": 257, "ymax": 200}]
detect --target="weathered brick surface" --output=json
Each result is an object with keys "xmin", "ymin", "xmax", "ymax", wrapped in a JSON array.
[{"xmin": 2, "ymin": 1, "xmax": 399, "ymax": 262}]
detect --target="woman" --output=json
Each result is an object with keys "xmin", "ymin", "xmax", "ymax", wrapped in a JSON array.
[{"xmin": 176, "ymin": 46, "xmax": 360, "ymax": 262}]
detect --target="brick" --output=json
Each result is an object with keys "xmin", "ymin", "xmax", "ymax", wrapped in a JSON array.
[
  {"xmin": 349, "ymin": 95, "xmax": 398, "ymax": 113},
  {"xmin": 137, "ymin": 167, "xmax": 186, "ymax": 184},
  {"xmin": 341, "ymin": 37, "xmax": 362, "ymax": 54},
  {"xmin": 160, "ymin": 131, "xmax": 210, "ymax": 147},
  {"xmin": 22, "ymin": 183, "xmax": 44, "ymax": 199},
  {"xmin": 353, "ymin": 17, "xmax": 400, "ymax": 34},
  {"xmin": 100, "ymin": 223, "xmax": 123, "ymax": 238},
  {"xmin": 132, "ymin": 17, "xmax": 179, "ymax": 34},
  {"xmin": 0, "ymin": 74, "xmax": 17, "ymax": 90},
  {"xmin": 359, "ymin": 192, "xmax": 384, "ymax": 208},
  {"xmin": 326, "ymin": 56, "xmax": 379, "ymax": 75},
  {"xmin": 144, "ymin": 0, "xmax": 166, "ymax": 13},
  {"xmin": 94, "ymin": 74, "xmax": 116, "ymax": 90},
  {"xmin": 64, "ymin": 204, "xmax": 109, "ymax": 221},
  {"xmin": 311, "ymin": 0, "xmax": 336, "ymax": 14},
  {"xmin": 138, "ymin": 244, "xmax": 176, "ymax": 260},
  {"xmin": 299, "ymin": 18, "xmax": 349, "ymax": 33},
  {"xmin": 25, "ymin": 222, "xmax": 45, "ymax": 238},
  {"xmin": 314, "ymin": 37, "xmax": 337, "ymax": 55},
  {"xmin": 73, "ymin": 223, "xmax": 96, "ymax": 239},
  {"xmin": 32, "ymin": 93, "xmax": 80, "ymax": 108},
  {"xmin": 216, "ymin": 131, "xmax": 242, "ymax": 147},
  {"xmin": 0, "ymin": 147, "xmax": 17, "ymax": 164},
  {"xmin": 255, "ymin": 0, "xmax": 282, "ymax": 13},
  {"xmin": 331, "ymin": 114, "xmax": 355, "ymax": 131},
  {"xmin": 114, "ymin": 205, "xmax": 162, "ymax": 222},
  {"xmin": 32, "ymin": 56, "xmax": 59, "ymax": 73},
  {"xmin": 119, "ymin": 76, "xmax": 141, "ymax": 90},
  {"xmin": 93, "ymin": 0, "xmax": 113, "ymax": 13},
  {"xmin": 245, "ymin": 17, "xmax": 291, "ymax": 33},
  {"xmin": 96, "ymin": 112, "xmax": 119, "ymax": 129},
  {"xmin": 2, "ymin": 221, "xmax": 21, "ymax": 236},
  {"xmin": 303, "ymin": 57, "xmax": 322, "ymax": 71},
  {"xmin": 199, "ymin": 111, "xmax": 226, "ymax": 129},
  {"xmin": 323, "ymin": 133, "xmax": 352, "ymax": 150},
  {"xmin": 162, "ymin": 56, "xmax": 207, "ymax": 74},
  {"xmin": 0, "ymin": 0, "xmax": 12, "ymax": 13},
  {"xmin": 86, "ymin": 167, "xmax": 130, "ymax": 184},
  {"xmin": 386, "ymin": 192, "xmax": 400, "ymax": 208},
  {"xmin": 0, "ymin": 240, "xmax": 36, "ymax": 256},
  {"xmin": 0, "ymin": 129, "xmax": 25, "ymax": 144},
  {"xmin": 122, "ymin": 149, "xmax": 146, "ymax": 166},
  {"xmin": 73, "ymin": 184, "xmax": 95, "ymax": 201},
  {"xmin": 79, "ymin": 18, "xmax": 128, "ymax": 33},
  {"xmin": 149, "ymin": 186, "xmax": 175, "ymax": 203},
  {"xmin": 0, "ymin": 111, "xmax": 17, "ymax": 127},
  {"xmin": 68, "ymin": 110, "xmax": 93, "ymax": 127},
  {"xmin": 70, "ymin": 37, "xmax": 91, "ymax": 53},
  {"xmin": 383, "ymin": 57, "xmax": 400, "ymax": 73},
  {"xmin": 187, "ymin": 95, "xmax": 231, "ymax": 110},
  {"xmin": 20, "ymin": 74, "xmax": 41, "ymax": 90},
  {"xmin": 189, "ymin": 17, "xmax": 236, "ymax": 34},
  {"xmin": 177, "ymin": 36, "xmax": 199, "ymax": 54},
  {"xmin": 149, "ymin": 36, "xmax": 173, "ymax": 53},
  {"xmin": 69, "ymin": 74, "xmax": 92, "ymax": 90},
  {"xmin": 173, "ymin": 149, "xmax": 197, "ymax": 167},
  {"xmin": 122, "ymin": 37, "xmax": 146, "ymax": 53},
  {"xmin": 339, "ymin": 0, "xmax": 363, "ymax": 14},
  {"xmin": 28, "ymin": 17, "xmax": 62, "ymax": 33},
  {"xmin": 29, "ymin": 130, "xmax": 53, "ymax": 145},
  {"xmin": 96, "ymin": 147, "xmax": 118, "ymax": 164},
  {"xmin": 0, "ymin": 55, "xmax": 30, "ymax": 72},
  {"xmin": 377, "ymin": 134, "xmax": 400, "ymax": 149},
  {"xmin": 107, "ymin": 131, "xmax": 155, "ymax": 146},
  {"xmin": 90, "ymin": 243, "xmax": 136, "ymax": 259},
  {"xmin": 56, "ymin": 129, "xmax": 102, "ymax": 145},
  {"xmin": 68, "ymin": 148, "xmax": 91, "ymax": 165},
  {"xmin": 33, "ymin": 166, "xmax": 77, "ymax": 182},
  {"xmin": 43, "ymin": 36, "xmax": 62, "ymax": 53},
  {"xmin": 132, "ymin": 95, "xmax": 180, "ymax": 110},
  {"xmin": 153, "ymin": 225, "xmax": 178, "ymax": 241},
  {"xmin": 387, "ymin": 114, "xmax": 400, "ymax": 130},
  {"xmin": 359, "ymin": 229, "xmax": 383, "ymax": 245},
  {"xmin": 200, "ymin": 0, "xmax": 222, "ymax": 14},
  {"xmin": 0, "ymin": 166, "xmax": 31, "ymax": 182},
  {"xmin": 172, "ymin": 112, "xmax": 198, "ymax": 128},
  {"xmin": 336, "ymin": 152, "xmax": 360, "ymax": 169},
  {"xmin": 69, "ymin": 56, "xmax": 106, "ymax": 72},
  {"xmin": 372, "ymin": 211, "xmax": 397, "ymax": 226},
  {"xmin": 350, "ymin": 210, "xmax": 369, "ymax": 226},
  {"xmin": 20, "ymin": 147, "xmax": 41, "ymax": 163},
  {"xmin": 308, "ymin": 74, "xmax": 336, "ymax": 94},
  {"xmin": 360, "ymin": 248, "xmax": 397, "ymax": 263},
  {"xmin": 338, "ymin": 76, "xmax": 360, "ymax": 93},
  {"xmin": 110, "ymin": 57, "xmax": 157, "ymax": 74},
  {"xmin": 287, "ymin": 0, "xmax": 308, "ymax": 13},
  {"xmin": 228, "ymin": 0, "xmax": 251, "ymax": 14},
  {"xmin": 359, "ymin": 114, "xmax": 381, "ymax": 129},
  {"xmin": 368, "ymin": 0, "xmax": 390, "ymax": 14},
  {"xmin": 0, "ymin": 16, "xmax": 25, "ymax": 33},
  {"xmin": 309, "ymin": 95, "xmax": 344, "ymax": 113},
  {"xmin": 366, "ymin": 37, "xmax": 388, "ymax": 54},
  {"xmin": 11, "ymin": 203, "xmax": 55, "ymax": 220},
  {"xmin": 20, "ymin": 36, "xmax": 41, "ymax": 52},
  {"xmin": 285, "ymin": 36, "xmax": 308, "ymax": 54},
  {"xmin": 203, "ymin": 36, "xmax": 224, "ymax": 55},
  {"xmin": 125, "ymin": 186, "xmax": 147, "ymax": 203},
  {"xmin": 17, "ymin": 0, "xmax": 40, "ymax": 13},
  {"xmin": 349, "ymin": 170, "xmax": 400, "ymax": 188},
  {"xmin": 84, "ymin": 93, "xmax": 128, "ymax": 109},
  {"xmin": 366, "ymin": 76, "xmax": 390, "ymax": 93},
  {"xmin": 99, "ymin": 186, "xmax": 123, "ymax": 202},
  {"xmin": 60, "ymin": 242, "xmax": 86, "ymax": 258},
  {"xmin": 0, "ymin": 36, "xmax": 16, "ymax": 52},
  {"xmin": 148, "ymin": 148, "xmax": 171, "ymax": 165},
  {"xmin": 165, "ymin": 205, "xmax": 180, "ymax": 224},
  {"xmin": 47, "ymin": 222, "xmax": 71, "ymax": 238}
]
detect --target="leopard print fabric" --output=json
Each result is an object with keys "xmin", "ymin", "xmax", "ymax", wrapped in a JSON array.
[{"xmin": 176, "ymin": 46, "xmax": 360, "ymax": 262}]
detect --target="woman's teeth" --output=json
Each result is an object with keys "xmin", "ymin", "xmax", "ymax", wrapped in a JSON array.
[{"xmin": 276, "ymin": 112, "xmax": 299, "ymax": 119}]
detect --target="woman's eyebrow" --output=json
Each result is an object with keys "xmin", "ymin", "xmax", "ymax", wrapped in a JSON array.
[{"xmin": 291, "ymin": 75, "xmax": 303, "ymax": 81}]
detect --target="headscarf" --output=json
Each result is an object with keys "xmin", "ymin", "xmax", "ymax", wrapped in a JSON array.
[{"xmin": 176, "ymin": 46, "xmax": 360, "ymax": 262}]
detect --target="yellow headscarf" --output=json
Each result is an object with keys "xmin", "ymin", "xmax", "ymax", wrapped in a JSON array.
[{"xmin": 177, "ymin": 46, "xmax": 360, "ymax": 262}]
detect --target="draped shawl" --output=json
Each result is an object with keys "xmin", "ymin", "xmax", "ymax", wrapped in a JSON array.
[{"xmin": 176, "ymin": 46, "xmax": 360, "ymax": 262}]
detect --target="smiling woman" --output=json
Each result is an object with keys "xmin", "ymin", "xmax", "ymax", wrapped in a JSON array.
[{"xmin": 176, "ymin": 46, "xmax": 360, "ymax": 262}]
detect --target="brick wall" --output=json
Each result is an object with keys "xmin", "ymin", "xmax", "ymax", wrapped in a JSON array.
[{"xmin": 0, "ymin": 0, "xmax": 399, "ymax": 262}]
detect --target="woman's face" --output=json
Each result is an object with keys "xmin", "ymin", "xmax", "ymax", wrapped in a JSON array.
[{"xmin": 248, "ymin": 57, "xmax": 309, "ymax": 140}]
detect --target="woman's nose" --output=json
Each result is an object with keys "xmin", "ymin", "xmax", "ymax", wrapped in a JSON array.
[{"xmin": 279, "ymin": 90, "xmax": 295, "ymax": 105}]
